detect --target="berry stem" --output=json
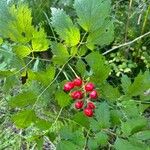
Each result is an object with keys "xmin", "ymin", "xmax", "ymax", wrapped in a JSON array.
[{"xmin": 68, "ymin": 64, "xmax": 79, "ymax": 78}]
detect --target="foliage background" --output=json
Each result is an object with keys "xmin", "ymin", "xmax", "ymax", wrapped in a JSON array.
[{"xmin": 0, "ymin": 0, "xmax": 150, "ymax": 149}]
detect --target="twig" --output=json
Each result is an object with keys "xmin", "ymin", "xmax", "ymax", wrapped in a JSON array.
[
  {"xmin": 68, "ymin": 64, "xmax": 79, "ymax": 78},
  {"xmin": 103, "ymin": 31, "xmax": 150, "ymax": 55},
  {"xmin": 44, "ymin": 12, "xmax": 57, "ymax": 42},
  {"xmin": 32, "ymin": 56, "xmax": 73, "ymax": 109}
]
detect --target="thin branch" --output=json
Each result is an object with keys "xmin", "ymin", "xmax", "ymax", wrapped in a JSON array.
[
  {"xmin": 68, "ymin": 64, "xmax": 79, "ymax": 78},
  {"xmin": 32, "ymin": 56, "xmax": 73, "ymax": 109},
  {"xmin": 102, "ymin": 31, "xmax": 150, "ymax": 55},
  {"xmin": 44, "ymin": 12, "xmax": 57, "ymax": 42}
]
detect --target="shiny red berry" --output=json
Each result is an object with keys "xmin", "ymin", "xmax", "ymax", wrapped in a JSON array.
[
  {"xmin": 84, "ymin": 82, "xmax": 95, "ymax": 91},
  {"xmin": 84, "ymin": 108, "xmax": 93, "ymax": 117},
  {"xmin": 63, "ymin": 82, "xmax": 74, "ymax": 91},
  {"xmin": 71, "ymin": 91, "xmax": 83, "ymax": 99},
  {"xmin": 87, "ymin": 102, "xmax": 96, "ymax": 109},
  {"xmin": 73, "ymin": 78, "xmax": 82, "ymax": 86},
  {"xmin": 89, "ymin": 90, "xmax": 98, "ymax": 99},
  {"xmin": 75, "ymin": 101, "xmax": 84, "ymax": 109}
]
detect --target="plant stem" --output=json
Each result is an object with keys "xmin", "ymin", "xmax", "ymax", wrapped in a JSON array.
[
  {"xmin": 103, "ymin": 31, "xmax": 150, "ymax": 55},
  {"xmin": 68, "ymin": 64, "xmax": 79, "ymax": 78}
]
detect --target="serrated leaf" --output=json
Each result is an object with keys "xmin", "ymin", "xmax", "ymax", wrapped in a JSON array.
[
  {"xmin": 0, "ymin": 4, "xmax": 33, "ymax": 43},
  {"xmin": 12, "ymin": 45, "xmax": 31, "ymax": 58},
  {"xmin": 88, "ymin": 138, "xmax": 99, "ymax": 150},
  {"xmin": 76, "ymin": 59, "xmax": 86, "ymax": 76},
  {"xmin": 95, "ymin": 131, "xmax": 108, "ymax": 146},
  {"xmin": 90, "ymin": 118, "xmax": 101, "ymax": 132},
  {"xmin": 0, "ymin": 3, "xmax": 49, "ymax": 54},
  {"xmin": 51, "ymin": 8, "xmax": 80, "ymax": 46},
  {"xmin": 126, "ymin": 71, "xmax": 150, "ymax": 97},
  {"xmin": 28, "ymin": 65, "xmax": 55, "ymax": 86},
  {"xmin": 95, "ymin": 102, "xmax": 110, "ymax": 129},
  {"xmin": 34, "ymin": 119, "xmax": 52, "ymax": 131},
  {"xmin": 86, "ymin": 20, "xmax": 114, "ymax": 50},
  {"xmin": 3, "ymin": 76, "xmax": 19, "ymax": 92},
  {"xmin": 74, "ymin": 0, "xmax": 111, "ymax": 32},
  {"xmin": 121, "ymin": 100, "xmax": 140, "ymax": 118},
  {"xmin": 86, "ymin": 52, "xmax": 111, "ymax": 83},
  {"xmin": 132, "ymin": 130, "xmax": 150, "ymax": 141},
  {"xmin": 32, "ymin": 28, "xmax": 50, "ymax": 51},
  {"xmin": 57, "ymin": 140, "xmax": 79, "ymax": 150},
  {"xmin": 110, "ymin": 110, "xmax": 121, "ymax": 125},
  {"xmin": 101, "ymin": 82, "xmax": 121, "ymax": 101},
  {"xmin": 78, "ymin": 45, "xmax": 87, "ymax": 56},
  {"xmin": 9, "ymin": 91, "xmax": 37, "ymax": 108},
  {"xmin": 55, "ymin": 91, "xmax": 71, "ymax": 107},
  {"xmin": 51, "ymin": 42, "xmax": 70, "ymax": 65},
  {"xmin": 74, "ymin": 0, "xmax": 114, "ymax": 49},
  {"xmin": 121, "ymin": 75, "xmax": 131, "ymax": 94},
  {"xmin": 12, "ymin": 109, "xmax": 37, "ymax": 128},
  {"xmin": 72, "ymin": 112, "xmax": 89, "ymax": 128},
  {"xmin": 121, "ymin": 117, "xmax": 148, "ymax": 136},
  {"xmin": 114, "ymin": 138, "xmax": 147, "ymax": 150}
]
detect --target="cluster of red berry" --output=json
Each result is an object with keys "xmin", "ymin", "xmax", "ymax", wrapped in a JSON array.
[{"xmin": 63, "ymin": 78, "xmax": 98, "ymax": 117}]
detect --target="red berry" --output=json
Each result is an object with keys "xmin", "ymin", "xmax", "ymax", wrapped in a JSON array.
[
  {"xmin": 87, "ymin": 102, "xmax": 96, "ymax": 109},
  {"xmin": 84, "ymin": 82, "xmax": 95, "ymax": 91},
  {"xmin": 71, "ymin": 91, "xmax": 83, "ymax": 99},
  {"xmin": 84, "ymin": 108, "xmax": 93, "ymax": 117},
  {"xmin": 89, "ymin": 90, "xmax": 98, "ymax": 99},
  {"xmin": 73, "ymin": 78, "xmax": 82, "ymax": 86},
  {"xmin": 63, "ymin": 82, "xmax": 74, "ymax": 91},
  {"xmin": 75, "ymin": 101, "xmax": 84, "ymax": 109}
]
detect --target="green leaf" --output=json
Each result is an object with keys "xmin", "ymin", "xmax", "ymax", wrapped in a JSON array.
[
  {"xmin": 88, "ymin": 138, "xmax": 99, "ymax": 150},
  {"xmin": 60, "ymin": 127, "xmax": 85, "ymax": 148},
  {"xmin": 9, "ymin": 91, "xmax": 37, "ymax": 108},
  {"xmin": 121, "ymin": 75, "xmax": 131, "ymax": 94},
  {"xmin": 72, "ymin": 112, "xmax": 89, "ymax": 128},
  {"xmin": 0, "ymin": 3, "xmax": 49, "ymax": 54},
  {"xmin": 121, "ymin": 100, "xmax": 140, "ymax": 118},
  {"xmin": 12, "ymin": 45, "xmax": 31, "ymax": 58},
  {"xmin": 90, "ymin": 118, "xmax": 101, "ymax": 132},
  {"xmin": 74, "ymin": 0, "xmax": 111, "ymax": 32},
  {"xmin": 126, "ymin": 71, "xmax": 150, "ymax": 97},
  {"xmin": 78, "ymin": 45, "xmax": 87, "ymax": 56},
  {"xmin": 34, "ymin": 118, "xmax": 52, "ymax": 131},
  {"xmin": 74, "ymin": 0, "xmax": 114, "ymax": 50},
  {"xmin": 110, "ymin": 110, "xmax": 121, "ymax": 125},
  {"xmin": 86, "ymin": 52, "xmax": 111, "ymax": 83},
  {"xmin": 12, "ymin": 109, "xmax": 37, "ymax": 128},
  {"xmin": 0, "ymin": 4, "xmax": 34, "ymax": 43},
  {"xmin": 86, "ymin": 20, "xmax": 114, "ymax": 50},
  {"xmin": 28, "ymin": 65, "xmax": 55, "ymax": 86},
  {"xmin": 55, "ymin": 91, "xmax": 71, "ymax": 107},
  {"xmin": 57, "ymin": 140, "xmax": 79, "ymax": 150},
  {"xmin": 76, "ymin": 59, "xmax": 86, "ymax": 76},
  {"xmin": 51, "ymin": 42, "xmax": 70, "ymax": 65},
  {"xmin": 36, "ymin": 137, "xmax": 44, "ymax": 150},
  {"xmin": 121, "ymin": 117, "xmax": 148, "ymax": 136},
  {"xmin": 0, "ymin": 70, "xmax": 15, "ymax": 78},
  {"xmin": 95, "ymin": 102, "xmax": 110, "ymax": 129},
  {"xmin": 132, "ymin": 130, "xmax": 150, "ymax": 141},
  {"xmin": 95, "ymin": 131, "xmax": 108, "ymax": 146},
  {"xmin": 101, "ymin": 82, "xmax": 121, "ymax": 102},
  {"xmin": 32, "ymin": 27, "xmax": 50, "ymax": 51},
  {"xmin": 0, "ymin": 37, "xmax": 3, "ymax": 45},
  {"xmin": 51, "ymin": 8, "xmax": 80, "ymax": 46},
  {"xmin": 114, "ymin": 138, "xmax": 147, "ymax": 150},
  {"xmin": 3, "ymin": 76, "xmax": 19, "ymax": 92}
]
